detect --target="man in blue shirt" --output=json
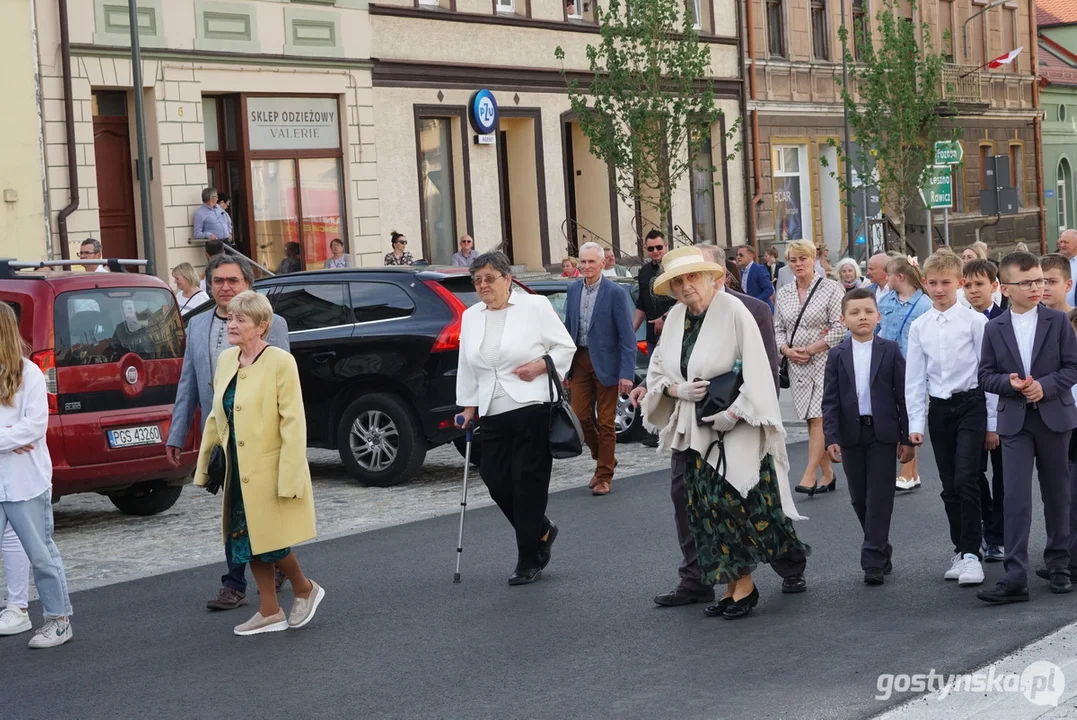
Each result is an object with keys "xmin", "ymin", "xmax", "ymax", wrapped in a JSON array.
[
  {"xmin": 735, "ymin": 244, "xmax": 775, "ymax": 309},
  {"xmin": 193, "ymin": 187, "xmax": 231, "ymax": 244}
]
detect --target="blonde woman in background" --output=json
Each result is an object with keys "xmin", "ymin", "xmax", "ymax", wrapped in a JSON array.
[
  {"xmin": 773, "ymin": 240, "xmax": 846, "ymax": 495},
  {"xmin": 172, "ymin": 262, "xmax": 210, "ymax": 316},
  {"xmin": 196, "ymin": 291, "xmax": 323, "ymax": 636},
  {"xmin": 0, "ymin": 303, "xmax": 74, "ymax": 648}
]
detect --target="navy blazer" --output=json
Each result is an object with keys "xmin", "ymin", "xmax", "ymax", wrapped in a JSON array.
[
  {"xmin": 821, "ymin": 335, "xmax": 910, "ymax": 447},
  {"xmin": 564, "ymin": 277, "xmax": 636, "ymax": 387},
  {"xmin": 741, "ymin": 262, "xmax": 775, "ymax": 310},
  {"xmin": 978, "ymin": 307, "xmax": 1077, "ymax": 435}
]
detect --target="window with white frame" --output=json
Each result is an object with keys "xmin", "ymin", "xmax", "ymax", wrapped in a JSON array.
[
  {"xmin": 567, "ymin": 0, "xmax": 583, "ymax": 19},
  {"xmin": 689, "ymin": 125, "xmax": 717, "ymax": 243},
  {"xmin": 418, "ymin": 0, "xmax": 440, "ymax": 6},
  {"xmin": 496, "ymin": 0, "xmax": 515, "ymax": 13},
  {"xmin": 692, "ymin": 0, "xmax": 703, "ymax": 29},
  {"xmin": 773, "ymin": 145, "xmax": 812, "ymax": 243},
  {"xmin": 1060, "ymin": 158, "xmax": 1073, "ymax": 232}
]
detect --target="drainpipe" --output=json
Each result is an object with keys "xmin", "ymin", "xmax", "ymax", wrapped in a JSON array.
[
  {"xmin": 742, "ymin": 0, "xmax": 763, "ymax": 252},
  {"xmin": 1030, "ymin": 0, "xmax": 1046, "ymax": 253},
  {"xmin": 55, "ymin": 0, "xmax": 77, "ymax": 260}
]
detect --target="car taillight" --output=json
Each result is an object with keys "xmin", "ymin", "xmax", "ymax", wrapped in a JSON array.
[
  {"xmin": 637, "ymin": 340, "xmax": 649, "ymax": 356},
  {"xmin": 424, "ymin": 280, "xmax": 466, "ymax": 353},
  {"xmin": 30, "ymin": 349, "xmax": 58, "ymax": 415}
]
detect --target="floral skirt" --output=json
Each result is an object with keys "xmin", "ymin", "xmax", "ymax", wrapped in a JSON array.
[
  {"xmin": 228, "ymin": 478, "xmax": 291, "ymax": 566},
  {"xmin": 683, "ymin": 451, "xmax": 811, "ymax": 585}
]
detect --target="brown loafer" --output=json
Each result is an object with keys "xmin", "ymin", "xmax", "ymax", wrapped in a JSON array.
[
  {"xmin": 588, "ymin": 474, "xmax": 600, "ymax": 490},
  {"xmin": 592, "ymin": 480, "xmax": 611, "ymax": 496},
  {"xmin": 206, "ymin": 586, "xmax": 248, "ymax": 611}
]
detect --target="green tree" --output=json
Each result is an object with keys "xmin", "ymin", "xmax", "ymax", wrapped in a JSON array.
[
  {"xmin": 555, "ymin": 0, "xmax": 737, "ymax": 253},
  {"xmin": 827, "ymin": 0, "xmax": 953, "ymax": 251}
]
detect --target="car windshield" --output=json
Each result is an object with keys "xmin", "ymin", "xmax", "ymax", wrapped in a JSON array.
[{"xmin": 55, "ymin": 288, "xmax": 184, "ymax": 366}]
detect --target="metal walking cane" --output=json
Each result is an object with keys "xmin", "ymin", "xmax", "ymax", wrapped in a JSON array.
[{"xmin": 453, "ymin": 415, "xmax": 477, "ymax": 583}]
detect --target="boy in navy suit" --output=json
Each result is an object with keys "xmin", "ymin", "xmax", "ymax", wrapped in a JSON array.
[
  {"xmin": 977, "ymin": 252, "xmax": 1077, "ymax": 603},
  {"xmin": 963, "ymin": 259, "xmax": 1005, "ymax": 563},
  {"xmin": 823, "ymin": 288, "xmax": 914, "ymax": 585},
  {"xmin": 1040, "ymin": 253, "xmax": 1073, "ymax": 315}
]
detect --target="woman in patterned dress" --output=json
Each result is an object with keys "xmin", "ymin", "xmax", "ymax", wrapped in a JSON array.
[
  {"xmin": 773, "ymin": 240, "xmax": 845, "ymax": 494},
  {"xmin": 384, "ymin": 231, "xmax": 413, "ymax": 266},
  {"xmin": 642, "ymin": 247, "xmax": 809, "ymax": 620}
]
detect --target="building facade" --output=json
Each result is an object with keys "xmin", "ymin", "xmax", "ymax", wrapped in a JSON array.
[
  {"xmin": 744, "ymin": 0, "xmax": 1043, "ymax": 261},
  {"xmin": 1038, "ymin": 0, "xmax": 1077, "ymax": 244},
  {"xmin": 32, "ymin": 0, "xmax": 375, "ymax": 274},
  {"xmin": 369, "ymin": 0, "xmax": 746, "ymax": 269}
]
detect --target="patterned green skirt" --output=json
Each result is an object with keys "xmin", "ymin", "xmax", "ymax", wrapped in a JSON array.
[{"xmin": 684, "ymin": 451, "xmax": 810, "ymax": 585}]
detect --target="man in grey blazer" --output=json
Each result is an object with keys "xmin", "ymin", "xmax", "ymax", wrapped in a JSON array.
[{"xmin": 166, "ymin": 252, "xmax": 291, "ymax": 611}]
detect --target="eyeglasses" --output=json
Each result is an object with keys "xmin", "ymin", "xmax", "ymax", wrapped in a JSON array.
[
  {"xmin": 395, "ymin": 240, "xmax": 408, "ymax": 245},
  {"xmin": 211, "ymin": 276, "xmax": 244, "ymax": 288},
  {"xmin": 472, "ymin": 273, "xmax": 504, "ymax": 287},
  {"xmin": 78, "ymin": 252, "xmax": 97, "ymax": 258},
  {"xmin": 461, "ymin": 240, "xmax": 472, "ymax": 244},
  {"xmin": 646, "ymin": 245, "xmax": 665, "ymax": 252},
  {"xmin": 1001, "ymin": 279, "xmax": 1046, "ymax": 291}
]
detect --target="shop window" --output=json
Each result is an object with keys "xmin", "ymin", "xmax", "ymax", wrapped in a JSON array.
[
  {"xmin": 810, "ymin": 0, "xmax": 828, "ymax": 60},
  {"xmin": 773, "ymin": 145, "xmax": 812, "ymax": 243},
  {"xmin": 418, "ymin": 117, "xmax": 459, "ymax": 265},
  {"xmin": 1059, "ymin": 159, "xmax": 1073, "ymax": 232},
  {"xmin": 689, "ymin": 126, "xmax": 717, "ymax": 244},
  {"xmin": 766, "ymin": 0, "xmax": 786, "ymax": 58},
  {"xmin": 852, "ymin": 0, "xmax": 868, "ymax": 60}
]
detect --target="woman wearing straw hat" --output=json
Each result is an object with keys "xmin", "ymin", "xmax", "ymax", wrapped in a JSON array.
[{"xmin": 641, "ymin": 247, "xmax": 810, "ymax": 620}]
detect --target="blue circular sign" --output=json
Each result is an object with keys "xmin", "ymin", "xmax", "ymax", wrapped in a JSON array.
[{"xmin": 468, "ymin": 90, "xmax": 499, "ymax": 135}]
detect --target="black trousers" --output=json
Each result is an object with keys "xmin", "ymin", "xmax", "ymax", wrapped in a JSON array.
[
  {"xmin": 841, "ymin": 421, "xmax": 897, "ymax": 570},
  {"xmin": 670, "ymin": 450, "xmax": 806, "ymax": 590},
  {"xmin": 479, "ymin": 404, "xmax": 554, "ymax": 570},
  {"xmin": 927, "ymin": 390, "xmax": 986, "ymax": 558},
  {"xmin": 979, "ymin": 444, "xmax": 1005, "ymax": 547},
  {"xmin": 1000, "ymin": 407, "xmax": 1071, "ymax": 586}
]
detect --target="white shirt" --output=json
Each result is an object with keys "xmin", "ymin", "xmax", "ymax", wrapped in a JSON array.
[
  {"xmin": 874, "ymin": 283, "xmax": 890, "ymax": 303},
  {"xmin": 0, "ymin": 359, "xmax": 53, "ymax": 502},
  {"xmin": 905, "ymin": 302, "xmax": 988, "ymax": 435},
  {"xmin": 1010, "ymin": 305, "xmax": 1038, "ymax": 378},
  {"xmin": 852, "ymin": 337, "xmax": 873, "ymax": 415},
  {"xmin": 957, "ymin": 286, "xmax": 1002, "ymax": 309},
  {"xmin": 176, "ymin": 289, "xmax": 210, "ymax": 316},
  {"xmin": 94, "ymin": 263, "xmax": 109, "ymax": 273},
  {"xmin": 1067, "ymin": 255, "xmax": 1077, "ymax": 307}
]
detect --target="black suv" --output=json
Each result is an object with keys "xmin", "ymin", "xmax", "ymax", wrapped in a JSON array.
[{"xmin": 221, "ymin": 266, "xmax": 527, "ymax": 487}]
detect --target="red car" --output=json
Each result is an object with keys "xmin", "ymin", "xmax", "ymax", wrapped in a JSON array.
[{"xmin": 0, "ymin": 260, "xmax": 198, "ymax": 515}]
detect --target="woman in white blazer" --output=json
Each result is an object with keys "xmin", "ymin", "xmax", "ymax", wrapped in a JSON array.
[{"xmin": 455, "ymin": 252, "xmax": 576, "ymax": 586}]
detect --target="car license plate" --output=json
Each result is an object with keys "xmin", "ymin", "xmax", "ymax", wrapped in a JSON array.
[{"xmin": 107, "ymin": 424, "xmax": 162, "ymax": 449}]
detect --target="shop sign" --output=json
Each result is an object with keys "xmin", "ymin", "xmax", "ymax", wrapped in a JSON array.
[
  {"xmin": 774, "ymin": 176, "xmax": 803, "ymax": 242},
  {"xmin": 247, "ymin": 97, "xmax": 340, "ymax": 151},
  {"xmin": 468, "ymin": 89, "xmax": 499, "ymax": 136}
]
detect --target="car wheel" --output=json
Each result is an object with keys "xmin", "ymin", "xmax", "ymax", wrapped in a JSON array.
[
  {"xmin": 453, "ymin": 432, "xmax": 482, "ymax": 468},
  {"xmin": 107, "ymin": 481, "xmax": 183, "ymax": 516},
  {"xmin": 614, "ymin": 391, "xmax": 645, "ymax": 443},
  {"xmin": 338, "ymin": 392, "xmax": 426, "ymax": 487}
]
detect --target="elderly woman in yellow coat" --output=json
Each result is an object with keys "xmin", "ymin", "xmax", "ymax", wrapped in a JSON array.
[{"xmin": 196, "ymin": 291, "xmax": 323, "ymax": 637}]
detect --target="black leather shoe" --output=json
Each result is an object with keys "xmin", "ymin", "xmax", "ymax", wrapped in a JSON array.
[
  {"xmin": 722, "ymin": 586, "xmax": 760, "ymax": 619},
  {"xmin": 977, "ymin": 580, "xmax": 1029, "ymax": 604},
  {"xmin": 864, "ymin": 568, "xmax": 885, "ymax": 585},
  {"xmin": 817, "ymin": 477, "xmax": 838, "ymax": 493},
  {"xmin": 781, "ymin": 574, "xmax": 807, "ymax": 594},
  {"xmin": 884, "ymin": 559, "xmax": 894, "ymax": 575},
  {"xmin": 538, "ymin": 523, "xmax": 559, "ymax": 570},
  {"xmin": 641, "ymin": 434, "xmax": 660, "ymax": 448},
  {"xmin": 1036, "ymin": 567, "xmax": 1077, "ymax": 581},
  {"xmin": 1050, "ymin": 571, "xmax": 1074, "ymax": 594},
  {"xmin": 508, "ymin": 567, "xmax": 541, "ymax": 586},
  {"xmin": 794, "ymin": 483, "xmax": 819, "ymax": 495},
  {"xmin": 702, "ymin": 596, "xmax": 734, "ymax": 617},
  {"xmin": 654, "ymin": 586, "xmax": 716, "ymax": 607}
]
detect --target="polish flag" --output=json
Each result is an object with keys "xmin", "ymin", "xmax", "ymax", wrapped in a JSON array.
[{"xmin": 988, "ymin": 47, "xmax": 1023, "ymax": 69}]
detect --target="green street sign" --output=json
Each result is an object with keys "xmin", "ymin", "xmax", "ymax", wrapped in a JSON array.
[
  {"xmin": 920, "ymin": 165, "xmax": 953, "ymax": 210},
  {"xmin": 934, "ymin": 140, "xmax": 964, "ymax": 165}
]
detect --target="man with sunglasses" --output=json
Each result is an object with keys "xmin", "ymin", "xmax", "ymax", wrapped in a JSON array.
[
  {"xmin": 166, "ymin": 252, "xmax": 291, "ymax": 612},
  {"xmin": 634, "ymin": 230, "xmax": 675, "ymax": 447},
  {"xmin": 451, "ymin": 235, "xmax": 479, "ymax": 267}
]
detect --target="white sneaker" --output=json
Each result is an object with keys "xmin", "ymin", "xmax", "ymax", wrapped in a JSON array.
[
  {"xmin": 896, "ymin": 476, "xmax": 921, "ymax": 491},
  {"xmin": 908, "ymin": 476, "xmax": 922, "ymax": 489},
  {"xmin": 944, "ymin": 553, "xmax": 963, "ymax": 580},
  {"xmin": 958, "ymin": 554, "xmax": 985, "ymax": 586},
  {"xmin": 27, "ymin": 617, "xmax": 72, "ymax": 648},
  {"xmin": 0, "ymin": 605, "xmax": 32, "ymax": 636}
]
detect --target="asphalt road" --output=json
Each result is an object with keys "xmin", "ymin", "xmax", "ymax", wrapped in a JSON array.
[{"xmin": 3, "ymin": 441, "xmax": 1071, "ymax": 720}]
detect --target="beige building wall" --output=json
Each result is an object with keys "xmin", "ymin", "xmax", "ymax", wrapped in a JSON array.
[
  {"xmin": 34, "ymin": 0, "xmax": 376, "ymax": 276},
  {"xmin": 0, "ymin": 0, "xmax": 48, "ymax": 261}
]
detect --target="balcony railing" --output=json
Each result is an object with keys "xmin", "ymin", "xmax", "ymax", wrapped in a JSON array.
[{"xmin": 939, "ymin": 63, "xmax": 985, "ymax": 105}]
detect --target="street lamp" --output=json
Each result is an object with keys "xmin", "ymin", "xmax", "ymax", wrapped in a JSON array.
[
  {"xmin": 840, "ymin": 0, "xmax": 858, "ymax": 255},
  {"xmin": 128, "ymin": 0, "xmax": 156, "ymax": 276},
  {"xmin": 962, "ymin": 0, "xmax": 1008, "ymax": 65}
]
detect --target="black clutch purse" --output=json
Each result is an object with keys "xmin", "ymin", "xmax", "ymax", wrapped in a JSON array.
[
  {"xmin": 694, "ymin": 367, "xmax": 744, "ymax": 426},
  {"xmin": 204, "ymin": 445, "xmax": 226, "ymax": 495}
]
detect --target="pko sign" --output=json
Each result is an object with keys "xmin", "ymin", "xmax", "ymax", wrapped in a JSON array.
[{"xmin": 468, "ymin": 89, "xmax": 499, "ymax": 136}]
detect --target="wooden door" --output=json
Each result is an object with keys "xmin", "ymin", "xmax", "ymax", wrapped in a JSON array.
[
  {"xmin": 92, "ymin": 117, "xmax": 138, "ymax": 259},
  {"xmin": 496, "ymin": 130, "xmax": 514, "ymax": 263}
]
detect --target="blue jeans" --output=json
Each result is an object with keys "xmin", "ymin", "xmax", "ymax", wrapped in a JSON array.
[
  {"xmin": 221, "ymin": 536, "xmax": 247, "ymax": 593},
  {"xmin": 0, "ymin": 491, "xmax": 73, "ymax": 618}
]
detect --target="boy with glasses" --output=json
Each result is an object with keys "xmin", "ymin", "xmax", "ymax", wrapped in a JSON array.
[{"xmin": 978, "ymin": 252, "xmax": 1077, "ymax": 603}]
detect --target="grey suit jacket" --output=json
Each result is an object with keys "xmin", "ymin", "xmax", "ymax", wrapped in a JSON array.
[{"xmin": 166, "ymin": 310, "xmax": 291, "ymax": 448}]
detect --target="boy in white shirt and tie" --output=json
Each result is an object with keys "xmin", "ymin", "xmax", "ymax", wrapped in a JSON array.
[{"xmin": 905, "ymin": 251, "xmax": 988, "ymax": 587}]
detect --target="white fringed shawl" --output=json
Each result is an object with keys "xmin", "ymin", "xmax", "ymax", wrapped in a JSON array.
[{"xmin": 641, "ymin": 292, "xmax": 805, "ymax": 521}]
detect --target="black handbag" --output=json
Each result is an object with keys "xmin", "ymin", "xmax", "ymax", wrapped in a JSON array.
[
  {"xmin": 204, "ymin": 445, "xmax": 226, "ymax": 495},
  {"xmin": 544, "ymin": 355, "xmax": 585, "ymax": 459},
  {"xmin": 694, "ymin": 366, "xmax": 744, "ymax": 426},
  {"xmin": 779, "ymin": 278, "xmax": 822, "ymax": 389}
]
